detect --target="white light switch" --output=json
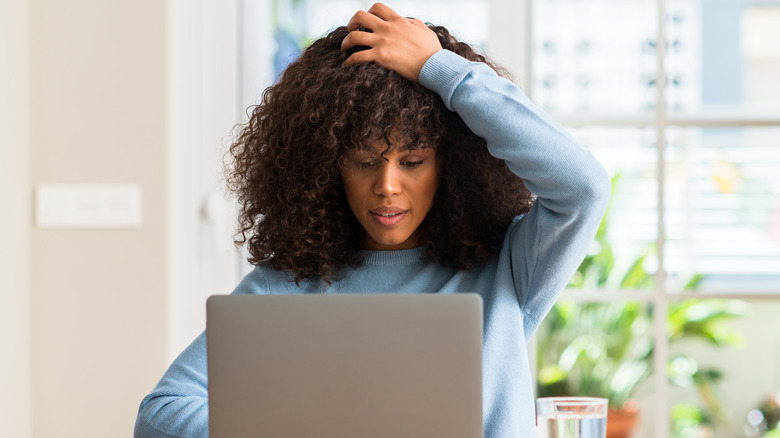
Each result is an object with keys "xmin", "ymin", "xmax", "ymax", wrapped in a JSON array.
[{"xmin": 36, "ymin": 185, "xmax": 142, "ymax": 228}]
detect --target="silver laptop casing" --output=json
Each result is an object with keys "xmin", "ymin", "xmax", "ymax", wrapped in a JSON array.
[{"xmin": 207, "ymin": 293, "xmax": 483, "ymax": 438}]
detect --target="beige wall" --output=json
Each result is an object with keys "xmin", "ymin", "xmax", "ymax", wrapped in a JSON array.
[
  {"xmin": 1, "ymin": 0, "xmax": 170, "ymax": 436},
  {"xmin": 1, "ymin": 0, "xmax": 32, "ymax": 436}
]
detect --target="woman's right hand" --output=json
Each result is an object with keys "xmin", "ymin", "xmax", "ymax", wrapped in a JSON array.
[{"xmin": 341, "ymin": 2, "xmax": 443, "ymax": 83}]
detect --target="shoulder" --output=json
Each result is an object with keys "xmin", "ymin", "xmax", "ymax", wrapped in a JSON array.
[
  {"xmin": 232, "ymin": 262, "xmax": 330, "ymax": 295},
  {"xmin": 231, "ymin": 263, "xmax": 289, "ymax": 295}
]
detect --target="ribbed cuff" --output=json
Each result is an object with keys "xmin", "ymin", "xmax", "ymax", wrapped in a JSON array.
[{"xmin": 419, "ymin": 49, "xmax": 475, "ymax": 111}]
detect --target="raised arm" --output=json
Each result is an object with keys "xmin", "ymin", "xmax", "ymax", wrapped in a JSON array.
[{"xmin": 419, "ymin": 50, "xmax": 610, "ymax": 335}]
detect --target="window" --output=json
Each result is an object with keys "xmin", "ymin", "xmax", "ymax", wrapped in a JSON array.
[{"xmin": 525, "ymin": 0, "xmax": 780, "ymax": 437}]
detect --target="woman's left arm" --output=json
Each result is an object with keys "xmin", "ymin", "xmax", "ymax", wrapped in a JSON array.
[{"xmin": 419, "ymin": 50, "xmax": 611, "ymax": 336}]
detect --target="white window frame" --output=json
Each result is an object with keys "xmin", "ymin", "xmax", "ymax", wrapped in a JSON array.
[
  {"xmin": 487, "ymin": 0, "xmax": 780, "ymax": 437},
  {"xmin": 167, "ymin": 0, "xmax": 248, "ymax": 359}
]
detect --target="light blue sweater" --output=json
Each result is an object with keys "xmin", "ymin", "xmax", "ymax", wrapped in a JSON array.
[{"xmin": 135, "ymin": 50, "xmax": 610, "ymax": 438}]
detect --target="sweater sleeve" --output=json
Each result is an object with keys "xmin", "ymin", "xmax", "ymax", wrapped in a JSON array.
[
  {"xmin": 134, "ymin": 333, "xmax": 210, "ymax": 438},
  {"xmin": 419, "ymin": 50, "xmax": 611, "ymax": 337},
  {"xmin": 134, "ymin": 267, "xmax": 271, "ymax": 437}
]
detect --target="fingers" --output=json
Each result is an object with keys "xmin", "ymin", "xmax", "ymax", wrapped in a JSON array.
[
  {"xmin": 347, "ymin": 9, "xmax": 384, "ymax": 32},
  {"xmin": 366, "ymin": 2, "xmax": 401, "ymax": 22},
  {"xmin": 342, "ymin": 49, "xmax": 375, "ymax": 68},
  {"xmin": 341, "ymin": 3, "xmax": 400, "ymax": 63},
  {"xmin": 341, "ymin": 29, "xmax": 377, "ymax": 52},
  {"xmin": 343, "ymin": 5, "xmax": 424, "ymax": 53},
  {"xmin": 408, "ymin": 18, "xmax": 426, "ymax": 29},
  {"xmin": 347, "ymin": 3, "xmax": 405, "ymax": 32},
  {"xmin": 340, "ymin": 2, "xmax": 441, "ymax": 81}
]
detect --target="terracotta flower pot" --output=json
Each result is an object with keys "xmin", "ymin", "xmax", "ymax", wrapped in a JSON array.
[{"xmin": 607, "ymin": 400, "xmax": 640, "ymax": 438}]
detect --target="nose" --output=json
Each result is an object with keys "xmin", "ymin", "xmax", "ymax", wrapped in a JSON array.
[{"xmin": 373, "ymin": 162, "xmax": 402, "ymax": 197}]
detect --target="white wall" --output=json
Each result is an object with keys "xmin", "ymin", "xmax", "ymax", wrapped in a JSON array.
[{"xmin": 0, "ymin": 0, "xmax": 32, "ymax": 436}]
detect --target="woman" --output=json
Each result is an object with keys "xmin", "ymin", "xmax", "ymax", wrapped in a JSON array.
[{"xmin": 135, "ymin": 3, "xmax": 611, "ymax": 437}]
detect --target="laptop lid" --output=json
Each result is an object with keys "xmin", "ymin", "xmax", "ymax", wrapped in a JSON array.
[{"xmin": 206, "ymin": 293, "xmax": 483, "ymax": 438}]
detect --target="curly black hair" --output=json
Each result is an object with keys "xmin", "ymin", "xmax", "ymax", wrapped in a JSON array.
[{"xmin": 225, "ymin": 24, "xmax": 535, "ymax": 283}]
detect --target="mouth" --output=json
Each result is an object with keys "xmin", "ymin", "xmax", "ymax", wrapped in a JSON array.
[{"xmin": 370, "ymin": 207, "xmax": 407, "ymax": 227}]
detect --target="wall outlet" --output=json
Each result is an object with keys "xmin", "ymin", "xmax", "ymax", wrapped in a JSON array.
[{"xmin": 35, "ymin": 185, "xmax": 142, "ymax": 228}]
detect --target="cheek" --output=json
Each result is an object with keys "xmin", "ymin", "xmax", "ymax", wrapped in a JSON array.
[
  {"xmin": 341, "ymin": 173, "xmax": 363, "ymax": 208},
  {"xmin": 420, "ymin": 171, "xmax": 441, "ymax": 207}
]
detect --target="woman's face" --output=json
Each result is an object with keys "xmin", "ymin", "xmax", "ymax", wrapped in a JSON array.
[{"xmin": 341, "ymin": 139, "xmax": 440, "ymax": 250}]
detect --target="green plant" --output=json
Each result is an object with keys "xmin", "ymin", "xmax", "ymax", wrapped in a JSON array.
[
  {"xmin": 536, "ymin": 299, "xmax": 653, "ymax": 407},
  {"xmin": 536, "ymin": 173, "xmax": 746, "ymax": 435},
  {"xmin": 745, "ymin": 392, "xmax": 780, "ymax": 437},
  {"xmin": 671, "ymin": 402, "xmax": 715, "ymax": 438}
]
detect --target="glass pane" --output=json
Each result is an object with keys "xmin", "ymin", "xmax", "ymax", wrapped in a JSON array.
[
  {"xmin": 532, "ymin": 0, "xmax": 658, "ymax": 114},
  {"xmin": 536, "ymin": 300, "xmax": 657, "ymax": 437},
  {"xmin": 305, "ymin": 1, "xmax": 364, "ymax": 39},
  {"xmin": 265, "ymin": 0, "xmax": 492, "ymax": 84},
  {"xmin": 304, "ymin": 0, "xmax": 489, "ymax": 46},
  {"xmin": 377, "ymin": 0, "xmax": 490, "ymax": 48},
  {"xmin": 668, "ymin": 299, "xmax": 780, "ymax": 438},
  {"xmin": 665, "ymin": 127, "xmax": 780, "ymax": 292},
  {"xmin": 666, "ymin": 0, "xmax": 780, "ymax": 113},
  {"xmin": 568, "ymin": 128, "xmax": 658, "ymax": 291}
]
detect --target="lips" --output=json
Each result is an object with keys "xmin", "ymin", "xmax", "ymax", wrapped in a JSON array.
[{"xmin": 370, "ymin": 206, "xmax": 407, "ymax": 227}]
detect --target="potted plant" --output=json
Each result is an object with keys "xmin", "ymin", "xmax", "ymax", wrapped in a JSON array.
[{"xmin": 536, "ymin": 175, "xmax": 746, "ymax": 438}]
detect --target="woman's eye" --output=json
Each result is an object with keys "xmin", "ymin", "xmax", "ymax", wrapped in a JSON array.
[
  {"xmin": 355, "ymin": 160, "xmax": 376, "ymax": 169},
  {"xmin": 403, "ymin": 160, "xmax": 424, "ymax": 168}
]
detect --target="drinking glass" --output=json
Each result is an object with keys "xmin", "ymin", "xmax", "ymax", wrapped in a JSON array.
[{"xmin": 536, "ymin": 397, "xmax": 608, "ymax": 438}]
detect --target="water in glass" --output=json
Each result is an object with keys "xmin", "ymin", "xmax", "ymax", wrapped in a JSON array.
[{"xmin": 536, "ymin": 412, "xmax": 607, "ymax": 438}]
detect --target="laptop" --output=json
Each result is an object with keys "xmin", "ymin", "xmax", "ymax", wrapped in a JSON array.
[{"xmin": 206, "ymin": 293, "xmax": 483, "ymax": 438}]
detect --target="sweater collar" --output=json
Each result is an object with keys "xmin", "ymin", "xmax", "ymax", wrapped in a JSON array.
[{"xmin": 358, "ymin": 246, "xmax": 428, "ymax": 266}]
